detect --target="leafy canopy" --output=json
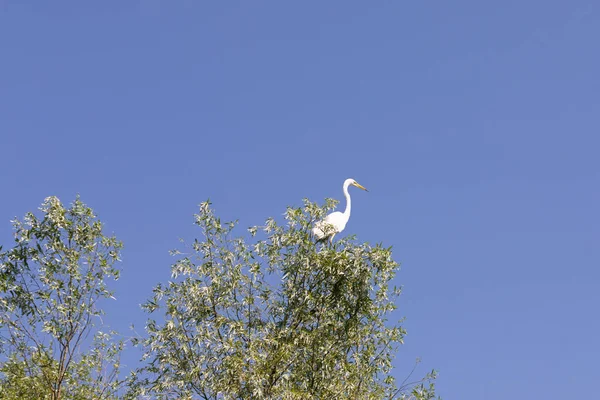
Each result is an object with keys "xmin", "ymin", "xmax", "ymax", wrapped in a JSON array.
[
  {"xmin": 130, "ymin": 198, "xmax": 437, "ymax": 399},
  {"xmin": 0, "ymin": 196, "xmax": 125, "ymax": 400}
]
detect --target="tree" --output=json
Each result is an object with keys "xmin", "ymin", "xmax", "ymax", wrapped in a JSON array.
[
  {"xmin": 129, "ymin": 199, "xmax": 437, "ymax": 399},
  {"xmin": 0, "ymin": 196, "xmax": 125, "ymax": 400}
]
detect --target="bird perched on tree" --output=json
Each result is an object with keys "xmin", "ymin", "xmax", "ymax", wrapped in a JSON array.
[{"xmin": 312, "ymin": 178, "xmax": 368, "ymax": 243}]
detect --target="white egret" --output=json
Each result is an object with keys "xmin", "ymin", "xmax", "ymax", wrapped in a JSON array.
[{"xmin": 312, "ymin": 178, "xmax": 368, "ymax": 243}]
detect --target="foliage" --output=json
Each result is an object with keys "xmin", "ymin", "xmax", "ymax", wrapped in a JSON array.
[
  {"xmin": 129, "ymin": 199, "xmax": 437, "ymax": 399},
  {"xmin": 0, "ymin": 196, "xmax": 125, "ymax": 400},
  {"xmin": 0, "ymin": 195, "xmax": 438, "ymax": 399}
]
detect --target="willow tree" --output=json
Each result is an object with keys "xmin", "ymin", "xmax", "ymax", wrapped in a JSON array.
[
  {"xmin": 0, "ymin": 196, "xmax": 124, "ymax": 400},
  {"xmin": 130, "ymin": 199, "xmax": 437, "ymax": 399}
]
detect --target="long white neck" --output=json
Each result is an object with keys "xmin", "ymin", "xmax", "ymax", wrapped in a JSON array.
[{"xmin": 343, "ymin": 181, "xmax": 352, "ymax": 219}]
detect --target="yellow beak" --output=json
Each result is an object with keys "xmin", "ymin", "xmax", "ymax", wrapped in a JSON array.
[{"xmin": 353, "ymin": 182, "xmax": 368, "ymax": 192}]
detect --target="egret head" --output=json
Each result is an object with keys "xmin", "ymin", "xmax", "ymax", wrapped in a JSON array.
[{"xmin": 345, "ymin": 178, "xmax": 368, "ymax": 192}]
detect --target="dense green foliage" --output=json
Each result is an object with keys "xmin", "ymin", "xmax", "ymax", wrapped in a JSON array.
[
  {"xmin": 129, "ymin": 199, "xmax": 437, "ymax": 399},
  {"xmin": 0, "ymin": 197, "xmax": 124, "ymax": 399},
  {"xmin": 0, "ymin": 196, "xmax": 437, "ymax": 399}
]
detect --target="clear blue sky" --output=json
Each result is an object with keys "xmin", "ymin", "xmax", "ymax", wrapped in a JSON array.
[{"xmin": 1, "ymin": 1, "xmax": 599, "ymax": 398}]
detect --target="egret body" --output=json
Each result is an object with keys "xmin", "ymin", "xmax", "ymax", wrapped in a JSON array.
[{"xmin": 312, "ymin": 178, "xmax": 368, "ymax": 242}]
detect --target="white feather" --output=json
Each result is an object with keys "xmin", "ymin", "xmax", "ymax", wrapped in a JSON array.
[{"xmin": 312, "ymin": 178, "xmax": 367, "ymax": 242}]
